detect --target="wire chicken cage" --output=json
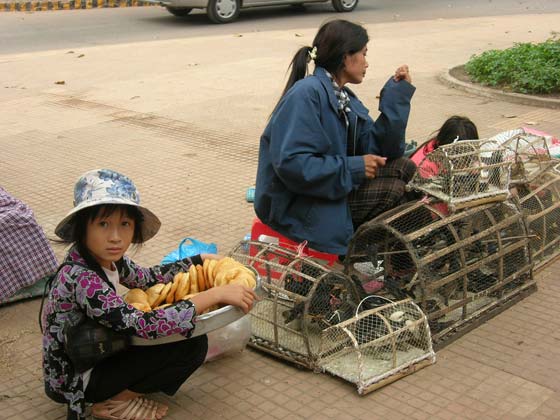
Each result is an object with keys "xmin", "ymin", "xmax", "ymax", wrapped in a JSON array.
[
  {"xmin": 515, "ymin": 170, "xmax": 560, "ymax": 271},
  {"xmin": 409, "ymin": 140, "xmax": 512, "ymax": 212},
  {"xmin": 228, "ymin": 241, "xmax": 435, "ymax": 392},
  {"xmin": 344, "ymin": 198, "xmax": 536, "ymax": 346},
  {"xmin": 318, "ymin": 298, "xmax": 435, "ymax": 395},
  {"xmin": 489, "ymin": 129, "xmax": 558, "ymax": 184},
  {"xmin": 502, "ymin": 133, "xmax": 556, "ymax": 184}
]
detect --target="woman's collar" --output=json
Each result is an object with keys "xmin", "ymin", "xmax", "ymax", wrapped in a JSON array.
[{"xmin": 315, "ymin": 67, "xmax": 370, "ymax": 118}]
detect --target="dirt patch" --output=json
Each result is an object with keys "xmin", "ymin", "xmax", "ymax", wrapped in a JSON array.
[
  {"xmin": 450, "ymin": 65, "xmax": 560, "ymax": 100},
  {"xmin": 0, "ymin": 328, "xmax": 38, "ymax": 376},
  {"xmin": 0, "ymin": 300, "xmax": 43, "ymax": 375}
]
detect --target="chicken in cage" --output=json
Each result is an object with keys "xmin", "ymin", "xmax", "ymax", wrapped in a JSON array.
[
  {"xmin": 489, "ymin": 128, "xmax": 559, "ymax": 184},
  {"xmin": 408, "ymin": 139, "xmax": 512, "ymax": 212},
  {"xmin": 514, "ymin": 170, "xmax": 560, "ymax": 271},
  {"xmin": 344, "ymin": 198, "xmax": 536, "ymax": 346},
  {"xmin": 318, "ymin": 298, "xmax": 435, "ymax": 395},
  {"xmin": 228, "ymin": 241, "xmax": 435, "ymax": 390}
]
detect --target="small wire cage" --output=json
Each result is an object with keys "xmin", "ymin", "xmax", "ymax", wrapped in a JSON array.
[
  {"xmin": 489, "ymin": 129, "xmax": 558, "ymax": 184},
  {"xmin": 229, "ymin": 241, "xmax": 435, "ymax": 389},
  {"xmin": 515, "ymin": 170, "xmax": 560, "ymax": 271},
  {"xmin": 318, "ymin": 298, "xmax": 435, "ymax": 395},
  {"xmin": 409, "ymin": 140, "xmax": 512, "ymax": 211},
  {"xmin": 344, "ymin": 198, "xmax": 536, "ymax": 345}
]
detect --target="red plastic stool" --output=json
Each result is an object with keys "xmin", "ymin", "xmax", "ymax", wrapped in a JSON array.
[{"xmin": 250, "ymin": 217, "xmax": 339, "ymax": 267}]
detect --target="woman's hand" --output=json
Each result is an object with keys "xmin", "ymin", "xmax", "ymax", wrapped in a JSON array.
[
  {"xmin": 363, "ymin": 155, "xmax": 387, "ymax": 179},
  {"xmin": 393, "ymin": 64, "xmax": 412, "ymax": 84}
]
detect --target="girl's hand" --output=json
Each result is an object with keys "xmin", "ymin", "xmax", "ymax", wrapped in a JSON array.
[
  {"xmin": 393, "ymin": 64, "xmax": 412, "ymax": 84},
  {"xmin": 214, "ymin": 284, "xmax": 258, "ymax": 314},
  {"xmin": 190, "ymin": 283, "xmax": 258, "ymax": 314},
  {"xmin": 363, "ymin": 155, "xmax": 387, "ymax": 179}
]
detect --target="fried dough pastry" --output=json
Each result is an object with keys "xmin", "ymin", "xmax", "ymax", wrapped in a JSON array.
[{"xmin": 125, "ymin": 257, "xmax": 256, "ymax": 313}]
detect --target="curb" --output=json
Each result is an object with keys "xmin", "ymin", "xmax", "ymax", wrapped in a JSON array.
[
  {"xmin": 439, "ymin": 65, "xmax": 560, "ymax": 110},
  {"xmin": 0, "ymin": 0, "xmax": 153, "ymax": 11}
]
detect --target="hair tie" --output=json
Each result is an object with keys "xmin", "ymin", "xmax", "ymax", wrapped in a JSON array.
[{"xmin": 308, "ymin": 46, "xmax": 317, "ymax": 62}]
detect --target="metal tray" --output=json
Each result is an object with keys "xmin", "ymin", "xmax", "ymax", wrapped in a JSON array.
[{"xmin": 131, "ymin": 266, "xmax": 260, "ymax": 346}]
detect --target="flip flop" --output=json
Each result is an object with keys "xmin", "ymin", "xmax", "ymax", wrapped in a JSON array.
[{"xmin": 92, "ymin": 397, "xmax": 168, "ymax": 420}]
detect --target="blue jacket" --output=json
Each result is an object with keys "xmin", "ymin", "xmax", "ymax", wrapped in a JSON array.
[{"xmin": 254, "ymin": 67, "xmax": 415, "ymax": 254}]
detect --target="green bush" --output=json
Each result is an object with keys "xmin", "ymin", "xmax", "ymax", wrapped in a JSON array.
[{"xmin": 464, "ymin": 38, "xmax": 560, "ymax": 95}]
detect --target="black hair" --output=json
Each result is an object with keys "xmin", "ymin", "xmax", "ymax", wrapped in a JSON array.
[
  {"xmin": 57, "ymin": 204, "xmax": 144, "ymax": 278},
  {"xmin": 280, "ymin": 19, "xmax": 369, "ymax": 98},
  {"xmin": 435, "ymin": 115, "xmax": 479, "ymax": 147}
]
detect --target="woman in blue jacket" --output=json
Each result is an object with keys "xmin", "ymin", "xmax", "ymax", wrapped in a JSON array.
[{"xmin": 254, "ymin": 19, "xmax": 416, "ymax": 256}]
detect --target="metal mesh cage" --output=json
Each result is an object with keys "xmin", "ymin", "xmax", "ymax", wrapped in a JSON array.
[
  {"xmin": 318, "ymin": 298, "xmax": 435, "ymax": 395},
  {"xmin": 515, "ymin": 170, "xmax": 560, "ymax": 271},
  {"xmin": 489, "ymin": 129, "xmax": 558, "ymax": 184},
  {"xmin": 229, "ymin": 241, "xmax": 435, "ymax": 389},
  {"xmin": 409, "ymin": 140, "xmax": 511, "ymax": 211},
  {"xmin": 345, "ymin": 199, "xmax": 536, "ymax": 346}
]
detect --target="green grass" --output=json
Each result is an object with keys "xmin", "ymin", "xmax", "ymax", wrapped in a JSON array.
[{"xmin": 464, "ymin": 37, "xmax": 560, "ymax": 95}]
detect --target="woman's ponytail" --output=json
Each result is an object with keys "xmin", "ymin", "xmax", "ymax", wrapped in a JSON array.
[{"xmin": 281, "ymin": 46, "xmax": 313, "ymax": 97}]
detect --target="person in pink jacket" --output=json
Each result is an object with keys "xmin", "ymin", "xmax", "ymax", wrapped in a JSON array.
[{"xmin": 410, "ymin": 115, "xmax": 479, "ymax": 177}]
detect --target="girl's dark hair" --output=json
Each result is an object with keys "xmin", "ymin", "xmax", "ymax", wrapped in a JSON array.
[
  {"xmin": 280, "ymin": 19, "xmax": 369, "ymax": 98},
  {"xmin": 435, "ymin": 115, "xmax": 479, "ymax": 147},
  {"xmin": 58, "ymin": 204, "xmax": 144, "ymax": 278}
]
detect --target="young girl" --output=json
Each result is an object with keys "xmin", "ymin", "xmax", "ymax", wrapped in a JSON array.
[
  {"xmin": 42, "ymin": 169, "xmax": 257, "ymax": 420},
  {"xmin": 254, "ymin": 19, "xmax": 416, "ymax": 256},
  {"xmin": 410, "ymin": 115, "xmax": 479, "ymax": 167}
]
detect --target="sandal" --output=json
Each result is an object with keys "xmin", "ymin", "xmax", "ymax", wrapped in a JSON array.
[{"xmin": 92, "ymin": 397, "xmax": 168, "ymax": 420}]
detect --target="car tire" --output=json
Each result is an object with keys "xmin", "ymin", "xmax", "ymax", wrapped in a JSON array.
[
  {"xmin": 331, "ymin": 0, "xmax": 358, "ymax": 12},
  {"xmin": 207, "ymin": 0, "xmax": 240, "ymax": 23},
  {"xmin": 165, "ymin": 6, "xmax": 193, "ymax": 16}
]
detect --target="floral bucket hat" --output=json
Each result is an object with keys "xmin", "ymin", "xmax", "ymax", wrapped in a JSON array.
[{"xmin": 55, "ymin": 169, "xmax": 161, "ymax": 242}]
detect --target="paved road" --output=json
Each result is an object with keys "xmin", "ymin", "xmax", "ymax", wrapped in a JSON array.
[{"xmin": 1, "ymin": 0, "xmax": 560, "ymax": 54}]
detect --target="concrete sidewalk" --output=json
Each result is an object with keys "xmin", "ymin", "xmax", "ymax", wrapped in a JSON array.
[{"xmin": 1, "ymin": 13, "xmax": 560, "ymax": 419}]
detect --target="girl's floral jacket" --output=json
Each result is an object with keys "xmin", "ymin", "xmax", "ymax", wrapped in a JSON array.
[{"xmin": 41, "ymin": 248, "xmax": 202, "ymax": 418}]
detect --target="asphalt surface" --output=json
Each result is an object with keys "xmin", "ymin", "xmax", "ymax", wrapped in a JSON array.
[{"xmin": 1, "ymin": 0, "xmax": 560, "ymax": 54}]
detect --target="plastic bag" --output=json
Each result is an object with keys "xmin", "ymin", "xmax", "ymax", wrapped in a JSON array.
[
  {"xmin": 204, "ymin": 315, "xmax": 251, "ymax": 362},
  {"xmin": 403, "ymin": 140, "xmax": 418, "ymax": 157},
  {"xmin": 161, "ymin": 237, "xmax": 218, "ymax": 264}
]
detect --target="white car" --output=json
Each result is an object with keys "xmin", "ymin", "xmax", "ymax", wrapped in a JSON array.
[{"xmin": 150, "ymin": 0, "xmax": 358, "ymax": 24}]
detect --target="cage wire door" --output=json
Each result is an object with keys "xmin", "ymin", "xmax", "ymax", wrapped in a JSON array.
[
  {"xmin": 318, "ymin": 298, "xmax": 435, "ymax": 395},
  {"xmin": 229, "ymin": 241, "xmax": 436, "ymax": 391},
  {"xmin": 409, "ymin": 139, "xmax": 512, "ymax": 212},
  {"xmin": 345, "ymin": 198, "xmax": 537, "ymax": 346},
  {"xmin": 515, "ymin": 170, "xmax": 560, "ymax": 271}
]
